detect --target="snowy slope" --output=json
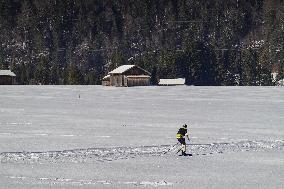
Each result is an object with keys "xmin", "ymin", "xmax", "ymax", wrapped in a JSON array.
[{"xmin": 0, "ymin": 86, "xmax": 283, "ymax": 188}]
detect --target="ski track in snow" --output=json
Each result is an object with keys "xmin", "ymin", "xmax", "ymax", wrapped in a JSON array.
[
  {"xmin": 0, "ymin": 140, "xmax": 283, "ymax": 164},
  {"xmin": 5, "ymin": 175, "xmax": 174, "ymax": 187}
]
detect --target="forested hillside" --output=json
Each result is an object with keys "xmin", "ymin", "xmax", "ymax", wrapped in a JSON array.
[{"xmin": 0, "ymin": 0, "xmax": 283, "ymax": 85}]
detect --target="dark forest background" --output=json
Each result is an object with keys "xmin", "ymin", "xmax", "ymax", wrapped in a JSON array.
[{"xmin": 0, "ymin": 0, "xmax": 284, "ymax": 85}]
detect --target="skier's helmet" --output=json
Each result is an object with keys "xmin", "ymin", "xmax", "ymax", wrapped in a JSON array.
[{"xmin": 183, "ymin": 124, "xmax": 187, "ymax": 129}]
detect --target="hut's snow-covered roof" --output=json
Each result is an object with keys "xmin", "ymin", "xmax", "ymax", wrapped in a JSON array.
[
  {"xmin": 126, "ymin": 75, "xmax": 151, "ymax": 78},
  {"xmin": 103, "ymin": 75, "xmax": 110, "ymax": 80},
  {"xmin": 0, "ymin": 70, "xmax": 16, "ymax": 77},
  {"xmin": 109, "ymin": 65, "xmax": 136, "ymax": 74},
  {"xmin": 159, "ymin": 78, "xmax": 185, "ymax": 85}
]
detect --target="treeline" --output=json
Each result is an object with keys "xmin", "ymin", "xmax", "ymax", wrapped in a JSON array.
[{"xmin": 0, "ymin": 0, "xmax": 283, "ymax": 85}]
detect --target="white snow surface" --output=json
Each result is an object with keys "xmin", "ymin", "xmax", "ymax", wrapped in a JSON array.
[{"xmin": 0, "ymin": 86, "xmax": 283, "ymax": 189}]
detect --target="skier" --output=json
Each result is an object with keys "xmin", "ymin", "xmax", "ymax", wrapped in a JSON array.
[{"xmin": 176, "ymin": 124, "xmax": 190, "ymax": 156}]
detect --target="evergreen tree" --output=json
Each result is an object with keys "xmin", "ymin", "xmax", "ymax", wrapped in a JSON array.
[
  {"xmin": 0, "ymin": 49, "xmax": 6, "ymax": 69},
  {"xmin": 258, "ymin": 46, "xmax": 273, "ymax": 86},
  {"xmin": 35, "ymin": 57, "xmax": 50, "ymax": 84},
  {"xmin": 67, "ymin": 63, "xmax": 82, "ymax": 85},
  {"xmin": 150, "ymin": 66, "xmax": 158, "ymax": 85},
  {"xmin": 276, "ymin": 63, "xmax": 284, "ymax": 84}
]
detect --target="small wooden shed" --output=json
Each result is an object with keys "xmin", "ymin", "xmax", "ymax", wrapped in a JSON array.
[
  {"xmin": 103, "ymin": 65, "xmax": 151, "ymax": 87},
  {"xmin": 102, "ymin": 75, "xmax": 110, "ymax": 86},
  {"xmin": 158, "ymin": 78, "xmax": 186, "ymax": 86},
  {"xmin": 0, "ymin": 70, "xmax": 16, "ymax": 85}
]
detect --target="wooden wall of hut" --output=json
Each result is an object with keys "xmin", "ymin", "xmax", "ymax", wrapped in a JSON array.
[
  {"xmin": 0, "ymin": 76, "xmax": 15, "ymax": 85},
  {"xmin": 126, "ymin": 77, "xmax": 150, "ymax": 87},
  {"xmin": 110, "ymin": 75, "xmax": 125, "ymax": 87},
  {"xmin": 102, "ymin": 80, "xmax": 110, "ymax": 86}
]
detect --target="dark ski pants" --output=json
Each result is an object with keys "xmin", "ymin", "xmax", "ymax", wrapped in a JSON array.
[
  {"xmin": 178, "ymin": 138, "xmax": 186, "ymax": 145},
  {"xmin": 177, "ymin": 138, "xmax": 186, "ymax": 154}
]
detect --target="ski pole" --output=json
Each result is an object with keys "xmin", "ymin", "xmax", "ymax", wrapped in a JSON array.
[
  {"xmin": 163, "ymin": 142, "xmax": 178, "ymax": 154},
  {"xmin": 176, "ymin": 140, "xmax": 190, "ymax": 154},
  {"xmin": 176, "ymin": 146, "xmax": 182, "ymax": 154}
]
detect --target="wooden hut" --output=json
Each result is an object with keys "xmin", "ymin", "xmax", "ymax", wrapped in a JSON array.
[
  {"xmin": 0, "ymin": 70, "xmax": 16, "ymax": 85},
  {"xmin": 102, "ymin": 75, "xmax": 110, "ymax": 86},
  {"xmin": 103, "ymin": 65, "xmax": 151, "ymax": 87}
]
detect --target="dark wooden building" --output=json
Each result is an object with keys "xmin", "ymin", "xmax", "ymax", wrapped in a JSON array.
[
  {"xmin": 0, "ymin": 70, "xmax": 16, "ymax": 85},
  {"xmin": 102, "ymin": 65, "xmax": 151, "ymax": 87},
  {"xmin": 102, "ymin": 75, "xmax": 110, "ymax": 86}
]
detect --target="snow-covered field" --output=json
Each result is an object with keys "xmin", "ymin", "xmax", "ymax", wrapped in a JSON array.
[{"xmin": 0, "ymin": 86, "xmax": 283, "ymax": 189}]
